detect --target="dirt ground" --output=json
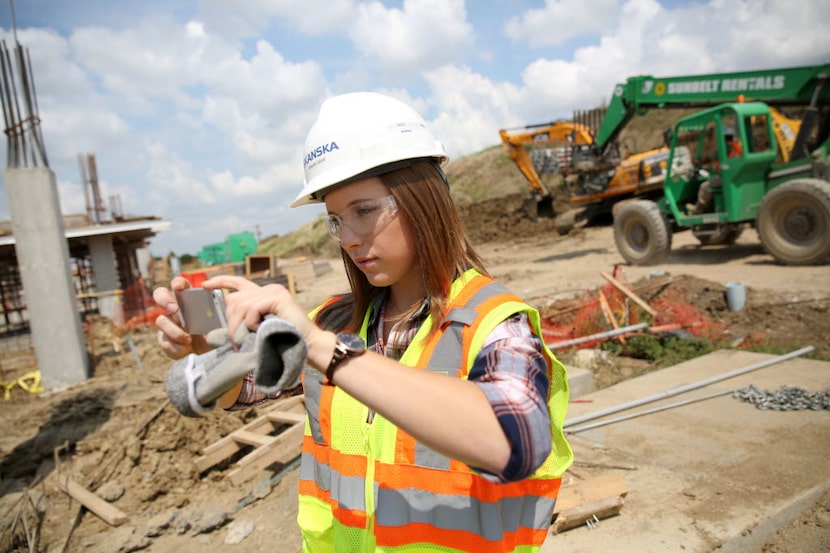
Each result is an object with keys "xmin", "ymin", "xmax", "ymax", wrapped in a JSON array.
[{"xmin": 1, "ymin": 192, "xmax": 829, "ymax": 552}]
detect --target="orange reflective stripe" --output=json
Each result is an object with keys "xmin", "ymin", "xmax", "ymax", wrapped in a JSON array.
[
  {"xmin": 328, "ymin": 447, "xmax": 369, "ymax": 477},
  {"xmin": 376, "ymin": 461, "xmax": 561, "ymax": 499},
  {"xmin": 375, "ymin": 522, "xmax": 549, "ymax": 550},
  {"xmin": 302, "ymin": 437, "xmax": 369, "ymax": 478},
  {"xmin": 318, "ymin": 384, "xmax": 335, "ymax": 444},
  {"xmin": 448, "ymin": 458, "xmax": 468, "ymax": 472},
  {"xmin": 298, "ymin": 477, "xmax": 330, "ymax": 503},
  {"xmin": 303, "ymin": 435, "xmax": 328, "ymax": 458},
  {"xmin": 332, "ymin": 507, "xmax": 367, "ymax": 528}
]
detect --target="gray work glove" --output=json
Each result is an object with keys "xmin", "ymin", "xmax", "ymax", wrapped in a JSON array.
[{"xmin": 166, "ymin": 316, "xmax": 307, "ymax": 417}]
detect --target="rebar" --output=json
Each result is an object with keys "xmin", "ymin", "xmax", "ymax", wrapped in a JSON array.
[{"xmin": 0, "ymin": 36, "xmax": 49, "ymax": 168}]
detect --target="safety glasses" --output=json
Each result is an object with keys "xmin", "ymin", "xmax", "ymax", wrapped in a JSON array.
[{"xmin": 323, "ymin": 195, "xmax": 398, "ymax": 241}]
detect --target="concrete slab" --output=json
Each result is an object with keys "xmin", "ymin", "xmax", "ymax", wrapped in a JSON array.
[
  {"xmin": 543, "ymin": 349, "xmax": 830, "ymax": 552},
  {"xmin": 565, "ymin": 365, "xmax": 595, "ymax": 399}
]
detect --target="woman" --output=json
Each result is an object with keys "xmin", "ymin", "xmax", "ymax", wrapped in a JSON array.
[{"xmin": 154, "ymin": 92, "xmax": 572, "ymax": 552}]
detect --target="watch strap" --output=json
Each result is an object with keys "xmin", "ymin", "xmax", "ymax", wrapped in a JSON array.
[
  {"xmin": 324, "ymin": 344, "xmax": 347, "ymax": 385},
  {"xmin": 324, "ymin": 333, "xmax": 365, "ymax": 385}
]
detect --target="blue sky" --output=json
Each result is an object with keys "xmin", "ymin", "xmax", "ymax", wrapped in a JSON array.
[{"xmin": 1, "ymin": 0, "xmax": 828, "ymax": 257}]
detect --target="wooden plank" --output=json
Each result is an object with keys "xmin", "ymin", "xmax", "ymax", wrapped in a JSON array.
[
  {"xmin": 232, "ymin": 430, "xmax": 274, "ymax": 447},
  {"xmin": 234, "ymin": 422, "xmax": 304, "ymax": 469},
  {"xmin": 56, "ymin": 476, "xmax": 129, "ymax": 526},
  {"xmin": 552, "ymin": 495, "xmax": 625, "ymax": 534},
  {"xmin": 598, "ymin": 290, "xmax": 625, "ymax": 344},
  {"xmin": 227, "ymin": 422, "xmax": 305, "ymax": 485},
  {"xmin": 600, "ymin": 271, "xmax": 657, "ymax": 317},
  {"xmin": 261, "ymin": 394, "xmax": 305, "ymax": 412},
  {"xmin": 266, "ymin": 411, "xmax": 306, "ymax": 425},
  {"xmin": 554, "ymin": 471, "xmax": 628, "ymax": 514}
]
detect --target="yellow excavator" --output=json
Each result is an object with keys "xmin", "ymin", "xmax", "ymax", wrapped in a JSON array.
[{"xmin": 499, "ymin": 115, "xmax": 689, "ymax": 232}]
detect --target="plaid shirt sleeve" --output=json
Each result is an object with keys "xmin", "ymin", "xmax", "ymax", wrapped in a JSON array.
[
  {"xmin": 223, "ymin": 372, "xmax": 289, "ymax": 410},
  {"xmin": 470, "ymin": 312, "xmax": 552, "ymax": 482}
]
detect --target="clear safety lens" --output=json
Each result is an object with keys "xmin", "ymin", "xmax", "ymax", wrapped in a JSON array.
[{"xmin": 324, "ymin": 195, "xmax": 398, "ymax": 241}]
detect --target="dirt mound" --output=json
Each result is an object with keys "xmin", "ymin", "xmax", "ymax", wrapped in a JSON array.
[{"xmin": 457, "ymin": 193, "xmax": 566, "ymax": 244}]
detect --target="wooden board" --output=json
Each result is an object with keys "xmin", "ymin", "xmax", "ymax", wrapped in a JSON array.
[
  {"xmin": 194, "ymin": 395, "xmax": 306, "ymax": 484},
  {"xmin": 550, "ymin": 471, "xmax": 628, "ymax": 533}
]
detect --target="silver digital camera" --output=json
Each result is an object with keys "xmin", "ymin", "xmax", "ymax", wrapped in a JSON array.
[{"xmin": 175, "ymin": 288, "xmax": 227, "ymax": 335}]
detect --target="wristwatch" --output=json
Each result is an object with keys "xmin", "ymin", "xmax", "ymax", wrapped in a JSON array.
[{"xmin": 325, "ymin": 332, "xmax": 366, "ymax": 385}]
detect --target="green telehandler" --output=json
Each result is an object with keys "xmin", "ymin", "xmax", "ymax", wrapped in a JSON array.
[{"xmin": 613, "ymin": 65, "xmax": 830, "ymax": 266}]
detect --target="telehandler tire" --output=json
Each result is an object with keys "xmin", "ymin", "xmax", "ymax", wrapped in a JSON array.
[
  {"xmin": 757, "ymin": 179, "xmax": 830, "ymax": 265},
  {"xmin": 613, "ymin": 200, "xmax": 672, "ymax": 266}
]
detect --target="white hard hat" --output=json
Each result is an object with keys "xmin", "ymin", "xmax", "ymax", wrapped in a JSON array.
[{"xmin": 291, "ymin": 92, "xmax": 449, "ymax": 207}]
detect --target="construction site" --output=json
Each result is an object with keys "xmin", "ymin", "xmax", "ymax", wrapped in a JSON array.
[
  {"xmin": 0, "ymin": 21, "xmax": 829, "ymax": 553},
  {"xmin": 1, "ymin": 212, "xmax": 829, "ymax": 552}
]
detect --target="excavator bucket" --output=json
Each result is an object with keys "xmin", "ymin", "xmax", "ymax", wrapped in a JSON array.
[{"xmin": 523, "ymin": 194, "xmax": 555, "ymax": 220}]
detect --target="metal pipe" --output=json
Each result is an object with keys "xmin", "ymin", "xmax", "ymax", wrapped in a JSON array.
[
  {"xmin": 567, "ymin": 388, "xmax": 737, "ymax": 433},
  {"xmin": 564, "ymin": 345, "xmax": 814, "ymax": 428},
  {"xmin": 547, "ymin": 322, "xmax": 647, "ymax": 350}
]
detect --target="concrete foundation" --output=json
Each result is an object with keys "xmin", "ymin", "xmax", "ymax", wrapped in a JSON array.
[{"xmin": 4, "ymin": 167, "xmax": 89, "ymax": 388}]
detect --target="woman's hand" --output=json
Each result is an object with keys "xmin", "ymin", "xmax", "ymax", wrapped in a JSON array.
[
  {"xmin": 152, "ymin": 276, "xmax": 210, "ymax": 359},
  {"xmin": 202, "ymin": 275, "xmax": 333, "ymax": 368},
  {"xmin": 201, "ymin": 275, "xmax": 318, "ymax": 340}
]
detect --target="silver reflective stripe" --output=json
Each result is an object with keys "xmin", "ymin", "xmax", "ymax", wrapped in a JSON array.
[
  {"xmin": 428, "ymin": 281, "xmax": 511, "ymax": 374},
  {"xmin": 414, "ymin": 443, "xmax": 450, "ymax": 470},
  {"xmin": 300, "ymin": 452, "xmax": 368, "ymax": 512},
  {"xmin": 375, "ymin": 486, "xmax": 556, "ymax": 539},
  {"xmin": 299, "ymin": 451, "xmax": 330, "ymax": 493},
  {"xmin": 303, "ymin": 366, "xmax": 325, "ymax": 442}
]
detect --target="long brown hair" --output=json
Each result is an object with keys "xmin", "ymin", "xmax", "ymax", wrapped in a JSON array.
[{"xmin": 314, "ymin": 161, "xmax": 489, "ymax": 333}]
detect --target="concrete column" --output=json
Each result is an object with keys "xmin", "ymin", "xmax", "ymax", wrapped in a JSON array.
[
  {"xmin": 136, "ymin": 247, "xmax": 152, "ymax": 280},
  {"xmin": 4, "ymin": 167, "xmax": 89, "ymax": 388},
  {"xmin": 89, "ymin": 234, "xmax": 119, "ymax": 291}
]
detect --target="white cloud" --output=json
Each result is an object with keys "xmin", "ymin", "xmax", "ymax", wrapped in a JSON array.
[
  {"xmin": 504, "ymin": 0, "xmax": 622, "ymax": 48},
  {"xmin": 351, "ymin": 0, "xmax": 474, "ymax": 77},
  {"xmin": 146, "ymin": 141, "xmax": 215, "ymax": 203},
  {"xmin": 423, "ymin": 65, "xmax": 523, "ymax": 156},
  {"xmin": 199, "ymin": 0, "xmax": 357, "ymax": 37}
]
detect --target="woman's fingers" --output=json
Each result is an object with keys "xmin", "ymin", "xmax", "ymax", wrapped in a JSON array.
[{"xmin": 202, "ymin": 275, "xmax": 259, "ymax": 292}]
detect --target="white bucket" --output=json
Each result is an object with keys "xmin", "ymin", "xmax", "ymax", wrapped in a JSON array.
[{"xmin": 725, "ymin": 281, "xmax": 746, "ymax": 312}]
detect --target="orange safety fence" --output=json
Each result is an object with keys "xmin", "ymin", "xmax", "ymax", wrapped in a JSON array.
[{"xmin": 540, "ymin": 275, "xmax": 728, "ymax": 349}]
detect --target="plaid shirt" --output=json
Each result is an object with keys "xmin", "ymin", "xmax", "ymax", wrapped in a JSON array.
[{"xmin": 229, "ymin": 298, "xmax": 552, "ymax": 482}]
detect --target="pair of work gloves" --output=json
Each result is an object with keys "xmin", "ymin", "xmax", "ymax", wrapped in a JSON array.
[{"xmin": 166, "ymin": 316, "xmax": 307, "ymax": 417}]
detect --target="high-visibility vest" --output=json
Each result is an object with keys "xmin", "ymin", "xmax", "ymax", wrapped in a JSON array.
[{"xmin": 298, "ymin": 269, "xmax": 572, "ymax": 552}]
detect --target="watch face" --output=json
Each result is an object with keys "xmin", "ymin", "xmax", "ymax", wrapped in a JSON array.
[{"xmin": 338, "ymin": 332, "xmax": 366, "ymax": 352}]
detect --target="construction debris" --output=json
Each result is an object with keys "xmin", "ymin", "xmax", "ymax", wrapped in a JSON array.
[
  {"xmin": 552, "ymin": 471, "xmax": 628, "ymax": 533},
  {"xmin": 54, "ymin": 477, "xmax": 129, "ymax": 527}
]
